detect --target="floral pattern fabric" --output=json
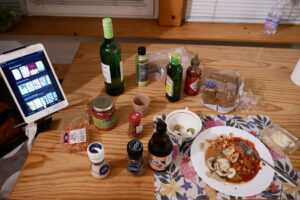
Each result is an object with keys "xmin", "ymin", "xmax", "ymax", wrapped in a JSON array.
[{"xmin": 153, "ymin": 115, "xmax": 300, "ymax": 200}]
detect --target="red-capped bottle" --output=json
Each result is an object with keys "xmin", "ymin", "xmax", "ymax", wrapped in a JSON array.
[{"xmin": 184, "ymin": 54, "xmax": 201, "ymax": 96}]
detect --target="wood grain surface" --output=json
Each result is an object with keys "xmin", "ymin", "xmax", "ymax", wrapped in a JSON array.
[
  {"xmin": 10, "ymin": 42, "xmax": 300, "ymax": 199},
  {"xmin": 7, "ymin": 16, "xmax": 300, "ymax": 44}
]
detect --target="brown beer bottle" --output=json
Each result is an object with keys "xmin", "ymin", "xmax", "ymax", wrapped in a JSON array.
[{"xmin": 148, "ymin": 119, "xmax": 173, "ymax": 171}]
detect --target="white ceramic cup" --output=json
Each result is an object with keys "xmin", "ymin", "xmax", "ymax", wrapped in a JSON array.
[{"xmin": 291, "ymin": 58, "xmax": 300, "ymax": 87}]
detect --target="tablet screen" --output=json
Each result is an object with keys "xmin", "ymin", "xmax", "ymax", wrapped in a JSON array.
[{"xmin": 0, "ymin": 50, "xmax": 65, "ymax": 117}]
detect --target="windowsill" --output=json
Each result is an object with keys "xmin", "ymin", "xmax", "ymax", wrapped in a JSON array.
[{"xmin": 5, "ymin": 16, "xmax": 300, "ymax": 44}]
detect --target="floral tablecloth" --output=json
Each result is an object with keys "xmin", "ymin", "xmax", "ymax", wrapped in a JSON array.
[{"xmin": 153, "ymin": 115, "xmax": 300, "ymax": 200}]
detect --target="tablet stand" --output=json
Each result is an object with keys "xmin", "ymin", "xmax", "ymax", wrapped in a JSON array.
[{"xmin": 25, "ymin": 122, "xmax": 37, "ymax": 152}]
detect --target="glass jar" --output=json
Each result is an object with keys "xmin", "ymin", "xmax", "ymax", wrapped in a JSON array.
[
  {"xmin": 127, "ymin": 139, "xmax": 144, "ymax": 176},
  {"xmin": 92, "ymin": 96, "xmax": 116, "ymax": 130},
  {"xmin": 128, "ymin": 112, "xmax": 143, "ymax": 139}
]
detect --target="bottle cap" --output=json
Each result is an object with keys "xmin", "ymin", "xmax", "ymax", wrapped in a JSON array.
[
  {"xmin": 102, "ymin": 18, "xmax": 113, "ymax": 39},
  {"xmin": 93, "ymin": 96, "xmax": 114, "ymax": 112},
  {"xmin": 171, "ymin": 54, "xmax": 181, "ymax": 66},
  {"xmin": 87, "ymin": 142, "xmax": 105, "ymax": 164},
  {"xmin": 138, "ymin": 46, "xmax": 146, "ymax": 55},
  {"xmin": 206, "ymin": 81, "xmax": 216, "ymax": 88},
  {"xmin": 127, "ymin": 139, "xmax": 143, "ymax": 160},
  {"xmin": 191, "ymin": 54, "xmax": 200, "ymax": 67},
  {"xmin": 129, "ymin": 112, "xmax": 142, "ymax": 126}
]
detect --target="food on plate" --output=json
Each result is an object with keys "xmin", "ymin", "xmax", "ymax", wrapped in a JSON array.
[
  {"xmin": 205, "ymin": 133, "xmax": 261, "ymax": 183},
  {"xmin": 173, "ymin": 124, "xmax": 195, "ymax": 137}
]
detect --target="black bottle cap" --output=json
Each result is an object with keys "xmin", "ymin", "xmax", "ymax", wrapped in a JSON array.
[
  {"xmin": 127, "ymin": 139, "xmax": 143, "ymax": 160},
  {"xmin": 156, "ymin": 119, "xmax": 167, "ymax": 133},
  {"xmin": 138, "ymin": 46, "xmax": 146, "ymax": 55}
]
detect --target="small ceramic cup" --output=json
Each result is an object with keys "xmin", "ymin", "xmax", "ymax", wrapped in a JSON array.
[{"xmin": 132, "ymin": 94, "xmax": 150, "ymax": 117}]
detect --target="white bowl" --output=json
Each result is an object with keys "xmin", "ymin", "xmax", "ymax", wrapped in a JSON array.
[{"xmin": 165, "ymin": 108, "xmax": 202, "ymax": 145}]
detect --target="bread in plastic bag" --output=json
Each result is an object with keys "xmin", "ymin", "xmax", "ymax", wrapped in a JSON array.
[{"xmin": 201, "ymin": 70, "xmax": 244, "ymax": 113}]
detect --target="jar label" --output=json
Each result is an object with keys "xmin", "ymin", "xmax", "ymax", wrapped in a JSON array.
[
  {"xmin": 136, "ymin": 123, "xmax": 143, "ymax": 134},
  {"xmin": 148, "ymin": 152, "xmax": 172, "ymax": 171},
  {"xmin": 137, "ymin": 64, "xmax": 148, "ymax": 82},
  {"xmin": 165, "ymin": 75, "xmax": 173, "ymax": 97},
  {"xmin": 128, "ymin": 164, "xmax": 140, "ymax": 175},
  {"xmin": 101, "ymin": 62, "xmax": 111, "ymax": 84},
  {"xmin": 93, "ymin": 113, "xmax": 116, "ymax": 129},
  {"xmin": 62, "ymin": 128, "xmax": 86, "ymax": 144},
  {"xmin": 99, "ymin": 164, "xmax": 110, "ymax": 175}
]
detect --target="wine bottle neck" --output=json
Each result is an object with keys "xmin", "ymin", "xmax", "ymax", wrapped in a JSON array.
[{"xmin": 104, "ymin": 38, "xmax": 114, "ymax": 43}]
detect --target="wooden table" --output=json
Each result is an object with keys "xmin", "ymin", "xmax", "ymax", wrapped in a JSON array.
[{"xmin": 10, "ymin": 42, "xmax": 300, "ymax": 199}]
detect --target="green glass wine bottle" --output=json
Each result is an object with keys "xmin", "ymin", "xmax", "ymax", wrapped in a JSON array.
[{"xmin": 100, "ymin": 18, "xmax": 124, "ymax": 96}]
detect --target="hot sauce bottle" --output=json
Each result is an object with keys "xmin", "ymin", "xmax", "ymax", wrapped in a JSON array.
[
  {"xmin": 148, "ymin": 119, "xmax": 173, "ymax": 171},
  {"xmin": 184, "ymin": 54, "xmax": 201, "ymax": 96}
]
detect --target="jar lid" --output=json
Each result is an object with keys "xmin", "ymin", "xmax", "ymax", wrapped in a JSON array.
[
  {"xmin": 127, "ymin": 139, "xmax": 143, "ymax": 160},
  {"xmin": 128, "ymin": 112, "xmax": 142, "ymax": 126},
  {"xmin": 87, "ymin": 142, "xmax": 105, "ymax": 164},
  {"xmin": 93, "ymin": 96, "xmax": 114, "ymax": 112},
  {"xmin": 206, "ymin": 81, "xmax": 216, "ymax": 88}
]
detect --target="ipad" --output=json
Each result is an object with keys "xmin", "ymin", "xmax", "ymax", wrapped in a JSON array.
[{"xmin": 0, "ymin": 43, "xmax": 68, "ymax": 124}]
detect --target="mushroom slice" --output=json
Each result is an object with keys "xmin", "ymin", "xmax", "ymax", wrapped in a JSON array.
[
  {"xmin": 216, "ymin": 158, "xmax": 230, "ymax": 171},
  {"xmin": 227, "ymin": 168, "xmax": 236, "ymax": 179},
  {"xmin": 231, "ymin": 153, "xmax": 239, "ymax": 163},
  {"xmin": 206, "ymin": 171, "xmax": 225, "ymax": 182},
  {"xmin": 222, "ymin": 146, "xmax": 235, "ymax": 156},
  {"xmin": 205, "ymin": 157, "xmax": 216, "ymax": 171}
]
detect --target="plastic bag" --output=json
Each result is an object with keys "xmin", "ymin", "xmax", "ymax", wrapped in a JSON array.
[
  {"xmin": 148, "ymin": 47, "xmax": 192, "ymax": 81},
  {"xmin": 61, "ymin": 113, "xmax": 89, "ymax": 152},
  {"xmin": 200, "ymin": 70, "xmax": 259, "ymax": 113}
]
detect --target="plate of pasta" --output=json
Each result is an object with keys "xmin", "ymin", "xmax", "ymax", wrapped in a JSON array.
[{"xmin": 190, "ymin": 126, "xmax": 274, "ymax": 197}]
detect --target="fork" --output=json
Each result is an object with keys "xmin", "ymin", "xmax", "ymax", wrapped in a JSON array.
[{"xmin": 238, "ymin": 141, "xmax": 298, "ymax": 187}]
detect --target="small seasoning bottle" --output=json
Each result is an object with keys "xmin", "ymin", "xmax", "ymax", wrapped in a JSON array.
[
  {"xmin": 127, "ymin": 139, "xmax": 144, "ymax": 176},
  {"xmin": 92, "ymin": 96, "xmax": 117, "ymax": 130},
  {"xmin": 87, "ymin": 142, "xmax": 110, "ymax": 179},
  {"xmin": 184, "ymin": 54, "xmax": 202, "ymax": 96},
  {"xmin": 128, "ymin": 112, "xmax": 143, "ymax": 139},
  {"xmin": 135, "ymin": 46, "xmax": 149, "ymax": 87}
]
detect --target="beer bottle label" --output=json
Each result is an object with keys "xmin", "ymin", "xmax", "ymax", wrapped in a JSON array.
[
  {"xmin": 165, "ymin": 75, "xmax": 173, "ymax": 97},
  {"xmin": 101, "ymin": 63, "xmax": 111, "ymax": 83},
  {"xmin": 148, "ymin": 152, "xmax": 172, "ymax": 171}
]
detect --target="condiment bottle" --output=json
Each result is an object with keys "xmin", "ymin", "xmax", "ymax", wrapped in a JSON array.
[
  {"xmin": 148, "ymin": 119, "xmax": 173, "ymax": 171},
  {"xmin": 87, "ymin": 142, "xmax": 110, "ymax": 179},
  {"xmin": 127, "ymin": 139, "xmax": 145, "ymax": 176},
  {"xmin": 165, "ymin": 54, "xmax": 183, "ymax": 102},
  {"xmin": 128, "ymin": 112, "xmax": 143, "ymax": 139},
  {"xmin": 100, "ymin": 18, "xmax": 124, "ymax": 96},
  {"xmin": 135, "ymin": 46, "xmax": 149, "ymax": 87},
  {"xmin": 92, "ymin": 96, "xmax": 117, "ymax": 130},
  {"xmin": 184, "ymin": 54, "xmax": 201, "ymax": 96}
]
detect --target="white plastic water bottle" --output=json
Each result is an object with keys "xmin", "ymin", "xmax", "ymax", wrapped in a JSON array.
[
  {"xmin": 263, "ymin": 0, "xmax": 291, "ymax": 34},
  {"xmin": 264, "ymin": 7, "xmax": 281, "ymax": 34}
]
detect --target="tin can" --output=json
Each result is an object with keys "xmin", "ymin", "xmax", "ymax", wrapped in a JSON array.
[{"xmin": 92, "ymin": 96, "xmax": 116, "ymax": 130}]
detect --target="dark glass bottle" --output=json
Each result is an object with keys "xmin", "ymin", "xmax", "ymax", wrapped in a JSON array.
[
  {"xmin": 148, "ymin": 119, "xmax": 173, "ymax": 171},
  {"xmin": 100, "ymin": 18, "xmax": 124, "ymax": 96},
  {"xmin": 165, "ymin": 54, "xmax": 183, "ymax": 102},
  {"xmin": 184, "ymin": 54, "xmax": 201, "ymax": 96}
]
